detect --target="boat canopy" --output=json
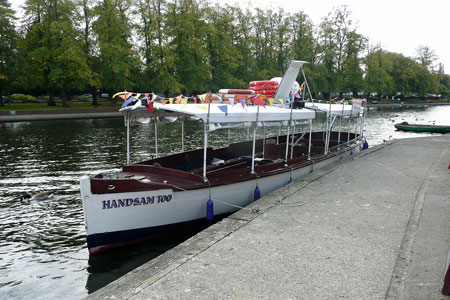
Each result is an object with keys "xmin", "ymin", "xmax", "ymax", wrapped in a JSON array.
[
  {"xmin": 120, "ymin": 103, "xmax": 315, "ymax": 125},
  {"xmin": 304, "ymin": 102, "xmax": 363, "ymax": 117}
]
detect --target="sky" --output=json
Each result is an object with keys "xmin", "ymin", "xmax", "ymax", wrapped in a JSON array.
[{"xmin": 9, "ymin": 0, "xmax": 450, "ymax": 73}]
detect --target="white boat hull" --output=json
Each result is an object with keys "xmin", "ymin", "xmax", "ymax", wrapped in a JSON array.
[{"xmin": 81, "ymin": 142, "xmax": 362, "ymax": 254}]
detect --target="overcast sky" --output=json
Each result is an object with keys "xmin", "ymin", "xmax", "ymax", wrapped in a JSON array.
[{"xmin": 10, "ymin": 0, "xmax": 450, "ymax": 73}]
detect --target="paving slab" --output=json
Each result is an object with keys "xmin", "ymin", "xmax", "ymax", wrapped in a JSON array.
[{"xmin": 88, "ymin": 135, "xmax": 450, "ymax": 300}]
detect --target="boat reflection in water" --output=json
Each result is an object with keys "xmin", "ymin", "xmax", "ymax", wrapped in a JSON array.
[{"xmin": 80, "ymin": 60, "xmax": 367, "ymax": 255}]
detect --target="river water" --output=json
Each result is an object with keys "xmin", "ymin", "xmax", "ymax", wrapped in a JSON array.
[{"xmin": 0, "ymin": 105, "xmax": 449, "ymax": 299}]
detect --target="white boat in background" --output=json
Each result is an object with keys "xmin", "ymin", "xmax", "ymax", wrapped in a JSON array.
[{"xmin": 80, "ymin": 60, "xmax": 367, "ymax": 254}]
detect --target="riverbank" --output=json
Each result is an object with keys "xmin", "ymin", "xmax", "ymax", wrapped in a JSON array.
[
  {"xmin": 0, "ymin": 108, "xmax": 121, "ymax": 123},
  {"xmin": 88, "ymin": 135, "xmax": 450, "ymax": 299}
]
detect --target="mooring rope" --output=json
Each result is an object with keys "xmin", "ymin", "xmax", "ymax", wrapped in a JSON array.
[{"xmin": 160, "ymin": 181, "xmax": 264, "ymax": 213}]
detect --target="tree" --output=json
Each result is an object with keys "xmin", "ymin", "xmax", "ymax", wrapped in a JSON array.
[
  {"xmin": 135, "ymin": 0, "xmax": 182, "ymax": 95},
  {"xmin": 22, "ymin": 0, "xmax": 95, "ymax": 107},
  {"xmin": 166, "ymin": 0, "xmax": 210, "ymax": 95},
  {"xmin": 0, "ymin": 0, "xmax": 18, "ymax": 106},
  {"xmin": 204, "ymin": 4, "xmax": 242, "ymax": 91},
  {"xmin": 318, "ymin": 6, "xmax": 365, "ymax": 99},
  {"xmin": 79, "ymin": 0, "xmax": 101, "ymax": 106},
  {"xmin": 364, "ymin": 46, "xmax": 394, "ymax": 97},
  {"xmin": 415, "ymin": 45, "xmax": 437, "ymax": 72},
  {"xmin": 93, "ymin": 0, "xmax": 138, "ymax": 100}
]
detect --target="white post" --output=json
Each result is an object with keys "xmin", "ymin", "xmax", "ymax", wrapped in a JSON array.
[
  {"xmin": 285, "ymin": 94, "xmax": 294, "ymax": 164},
  {"xmin": 262, "ymin": 124, "xmax": 266, "ymax": 158},
  {"xmin": 284, "ymin": 123, "xmax": 290, "ymax": 165},
  {"xmin": 348, "ymin": 104, "xmax": 353, "ymax": 145},
  {"xmin": 126, "ymin": 113, "xmax": 130, "ymax": 165},
  {"xmin": 203, "ymin": 93, "xmax": 211, "ymax": 181},
  {"xmin": 181, "ymin": 119, "xmax": 185, "ymax": 152},
  {"xmin": 154, "ymin": 122, "xmax": 158, "ymax": 158},
  {"xmin": 251, "ymin": 105, "xmax": 260, "ymax": 174},
  {"xmin": 308, "ymin": 119, "xmax": 312, "ymax": 160},
  {"xmin": 203, "ymin": 122, "xmax": 208, "ymax": 180},
  {"xmin": 290, "ymin": 125, "xmax": 295, "ymax": 159},
  {"xmin": 325, "ymin": 110, "xmax": 330, "ymax": 154}
]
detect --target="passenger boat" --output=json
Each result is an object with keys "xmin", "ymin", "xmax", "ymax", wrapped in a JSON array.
[
  {"xmin": 394, "ymin": 122, "xmax": 450, "ymax": 133},
  {"xmin": 80, "ymin": 60, "xmax": 367, "ymax": 254}
]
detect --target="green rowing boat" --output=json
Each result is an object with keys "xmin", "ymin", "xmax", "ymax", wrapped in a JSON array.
[{"xmin": 394, "ymin": 122, "xmax": 450, "ymax": 133}]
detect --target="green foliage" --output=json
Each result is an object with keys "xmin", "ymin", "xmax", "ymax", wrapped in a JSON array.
[
  {"xmin": 93, "ymin": 0, "xmax": 138, "ymax": 94},
  {"xmin": 1, "ymin": 0, "xmax": 447, "ymax": 101},
  {"xmin": 73, "ymin": 95, "xmax": 92, "ymax": 102},
  {"xmin": 0, "ymin": 0, "xmax": 19, "ymax": 104},
  {"xmin": 10, "ymin": 94, "xmax": 35, "ymax": 102}
]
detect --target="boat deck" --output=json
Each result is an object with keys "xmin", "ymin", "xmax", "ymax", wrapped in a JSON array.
[{"xmin": 90, "ymin": 132, "xmax": 359, "ymax": 194}]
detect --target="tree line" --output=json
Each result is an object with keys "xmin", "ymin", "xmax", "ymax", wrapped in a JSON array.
[{"xmin": 1, "ymin": 0, "xmax": 449, "ymax": 107}]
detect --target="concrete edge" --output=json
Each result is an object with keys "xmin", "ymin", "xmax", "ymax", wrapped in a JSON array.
[
  {"xmin": 0, "ymin": 112, "xmax": 122, "ymax": 123},
  {"xmin": 88, "ymin": 141, "xmax": 396, "ymax": 299}
]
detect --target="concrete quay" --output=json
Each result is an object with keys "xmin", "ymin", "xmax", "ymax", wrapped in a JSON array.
[{"xmin": 89, "ymin": 135, "xmax": 450, "ymax": 300}]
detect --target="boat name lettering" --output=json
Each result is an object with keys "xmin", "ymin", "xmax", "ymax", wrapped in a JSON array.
[{"xmin": 102, "ymin": 194, "xmax": 172, "ymax": 209}]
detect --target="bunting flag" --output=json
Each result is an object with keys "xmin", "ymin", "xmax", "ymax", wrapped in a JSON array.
[
  {"xmin": 121, "ymin": 96, "xmax": 136, "ymax": 108},
  {"xmin": 251, "ymin": 95, "xmax": 266, "ymax": 108},
  {"xmin": 169, "ymin": 98, "xmax": 173, "ymax": 104},
  {"xmin": 119, "ymin": 93, "xmax": 132, "ymax": 100},
  {"xmin": 239, "ymin": 98, "xmax": 246, "ymax": 108},
  {"xmin": 175, "ymin": 95, "xmax": 182, "ymax": 104},
  {"xmin": 112, "ymin": 91, "xmax": 128, "ymax": 98},
  {"xmin": 194, "ymin": 97, "xmax": 197, "ymax": 104},
  {"xmin": 196, "ymin": 105, "xmax": 208, "ymax": 111},
  {"xmin": 145, "ymin": 93, "xmax": 150, "ymax": 98},
  {"xmin": 268, "ymin": 97, "xmax": 274, "ymax": 107},
  {"xmin": 181, "ymin": 97, "xmax": 188, "ymax": 104},
  {"xmin": 147, "ymin": 101, "xmax": 153, "ymax": 113},
  {"xmin": 218, "ymin": 105, "xmax": 228, "ymax": 116},
  {"xmin": 162, "ymin": 100, "xmax": 169, "ymax": 105},
  {"xmin": 277, "ymin": 98, "xmax": 284, "ymax": 105},
  {"xmin": 199, "ymin": 94, "xmax": 207, "ymax": 103}
]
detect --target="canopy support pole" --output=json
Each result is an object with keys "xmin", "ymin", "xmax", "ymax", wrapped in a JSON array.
[
  {"xmin": 308, "ymin": 119, "xmax": 312, "ymax": 160},
  {"xmin": 337, "ymin": 115, "xmax": 342, "ymax": 150},
  {"xmin": 262, "ymin": 124, "xmax": 266, "ymax": 158},
  {"xmin": 203, "ymin": 93, "xmax": 211, "ymax": 181},
  {"xmin": 290, "ymin": 125, "xmax": 295, "ymax": 159},
  {"xmin": 285, "ymin": 94, "xmax": 294, "ymax": 165},
  {"xmin": 324, "ymin": 109, "xmax": 330, "ymax": 155},
  {"xmin": 181, "ymin": 119, "xmax": 185, "ymax": 152},
  {"xmin": 126, "ymin": 113, "xmax": 130, "ymax": 165},
  {"xmin": 348, "ymin": 104, "xmax": 354, "ymax": 145},
  {"xmin": 251, "ymin": 105, "xmax": 260, "ymax": 174},
  {"xmin": 155, "ymin": 122, "xmax": 158, "ymax": 158},
  {"xmin": 277, "ymin": 127, "xmax": 281, "ymax": 144}
]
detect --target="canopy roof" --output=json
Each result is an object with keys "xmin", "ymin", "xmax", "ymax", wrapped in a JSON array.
[
  {"xmin": 304, "ymin": 102, "xmax": 362, "ymax": 117},
  {"xmin": 120, "ymin": 102, "xmax": 315, "ymax": 123}
]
